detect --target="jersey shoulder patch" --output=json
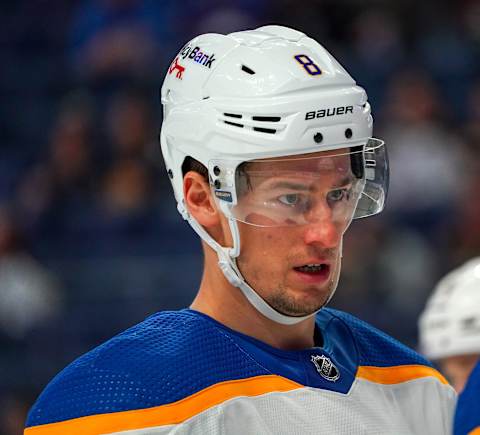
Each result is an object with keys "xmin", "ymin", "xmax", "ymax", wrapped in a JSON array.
[{"xmin": 26, "ymin": 310, "xmax": 268, "ymax": 428}]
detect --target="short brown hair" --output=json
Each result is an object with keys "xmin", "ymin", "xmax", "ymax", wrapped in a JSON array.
[{"xmin": 182, "ymin": 156, "xmax": 208, "ymax": 180}]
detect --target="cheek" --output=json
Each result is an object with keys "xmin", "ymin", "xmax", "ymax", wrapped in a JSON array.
[
  {"xmin": 241, "ymin": 226, "xmax": 291, "ymax": 255},
  {"xmin": 237, "ymin": 226, "xmax": 292, "ymax": 276}
]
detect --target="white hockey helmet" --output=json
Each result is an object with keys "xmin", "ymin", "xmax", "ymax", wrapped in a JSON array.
[
  {"xmin": 160, "ymin": 25, "xmax": 388, "ymax": 325},
  {"xmin": 419, "ymin": 258, "xmax": 480, "ymax": 360}
]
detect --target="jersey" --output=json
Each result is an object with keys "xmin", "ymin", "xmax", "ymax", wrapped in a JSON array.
[
  {"xmin": 25, "ymin": 308, "xmax": 456, "ymax": 434},
  {"xmin": 454, "ymin": 359, "xmax": 480, "ymax": 435}
]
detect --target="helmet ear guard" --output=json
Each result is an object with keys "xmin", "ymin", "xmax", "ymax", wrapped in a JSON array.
[{"xmin": 160, "ymin": 25, "xmax": 388, "ymax": 325}]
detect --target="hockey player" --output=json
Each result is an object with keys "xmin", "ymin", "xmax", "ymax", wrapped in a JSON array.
[
  {"xmin": 419, "ymin": 257, "xmax": 480, "ymax": 393},
  {"xmin": 25, "ymin": 25, "xmax": 455, "ymax": 434},
  {"xmin": 454, "ymin": 359, "xmax": 480, "ymax": 435}
]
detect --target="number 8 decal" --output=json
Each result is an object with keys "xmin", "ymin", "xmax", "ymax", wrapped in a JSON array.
[{"xmin": 294, "ymin": 54, "xmax": 322, "ymax": 76}]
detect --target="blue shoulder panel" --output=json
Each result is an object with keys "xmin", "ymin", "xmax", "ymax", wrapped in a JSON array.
[
  {"xmin": 454, "ymin": 360, "xmax": 480, "ymax": 435},
  {"xmin": 26, "ymin": 310, "xmax": 269, "ymax": 427},
  {"xmin": 324, "ymin": 308, "xmax": 432, "ymax": 367}
]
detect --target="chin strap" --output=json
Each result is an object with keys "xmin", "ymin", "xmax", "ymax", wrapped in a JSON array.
[
  {"xmin": 179, "ymin": 201, "xmax": 327, "ymax": 326},
  {"xmin": 219, "ymin": 255, "xmax": 316, "ymax": 325}
]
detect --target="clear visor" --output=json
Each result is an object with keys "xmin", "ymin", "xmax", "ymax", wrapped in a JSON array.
[{"xmin": 210, "ymin": 138, "xmax": 388, "ymax": 228}]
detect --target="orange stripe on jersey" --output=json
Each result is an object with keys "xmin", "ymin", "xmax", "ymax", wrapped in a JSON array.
[
  {"xmin": 469, "ymin": 428, "xmax": 480, "ymax": 435},
  {"xmin": 357, "ymin": 364, "xmax": 449, "ymax": 385},
  {"xmin": 24, "ymin": 375, "xmax": 302, "ymax": 435}
]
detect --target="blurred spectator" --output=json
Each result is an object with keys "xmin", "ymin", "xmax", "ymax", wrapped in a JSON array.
[
  {"xmin": 0, "ymin": 207, "xmax": 62, "ymax": 340},
  {"xmin": 67, "ymin": 158, "xmax": 157, "ymax": 250},
  {"xmin": 381, "ymin": 69, "xmax": 466, "ymax": 238},
  {"xmin": 100, "ymin": 158, "xmax": 152, "ymax": 217},
  {"xmin": 105, "ymin": 88, "xmax": 157, "ymax": 163},
  {"xmin": 15, "ymin": 91, "xmax": 97, "ymax": 241}
]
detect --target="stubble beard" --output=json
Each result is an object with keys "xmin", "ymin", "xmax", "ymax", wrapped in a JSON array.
[
  {"xmin": 238, "ymin": 260, "xmax": 341, "ymax": 318},
  {"xmin": 237, "ymin": 245, "xmax": 342, "ymax": 317},
  {"xmin": 264, "ymin": 272, "xmax": 338, "ymax": 317}
]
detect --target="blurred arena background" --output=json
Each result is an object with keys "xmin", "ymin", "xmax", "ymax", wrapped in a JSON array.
[{"xmin": 1, "ymin": 0, "xmax": 479, "ymax": 432}]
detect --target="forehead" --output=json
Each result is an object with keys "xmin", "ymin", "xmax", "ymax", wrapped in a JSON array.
[{"xmin": 243, "ymin": 148, "xmax": 353, "ymax": 175}]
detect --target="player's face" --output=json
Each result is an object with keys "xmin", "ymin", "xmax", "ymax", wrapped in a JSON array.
[
  {"xmin": 234, "ymin": 150, "xmax": 358, "ymax": 317},
  {"xmin": 439, "ymin": 354, "xmax": 479, "ymax": 393}
]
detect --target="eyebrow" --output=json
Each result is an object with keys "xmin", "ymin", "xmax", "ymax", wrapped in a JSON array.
[
  {"xmin": 331, "ymin": 176, "xmax": 355, "ymax": 188},
  {"xmin": 267, "ymin": 181, "xmax": 310, "ymax": 191},
  {"xmin": 266, "ymin": 176, "xmax": 354, "ymax": 191}
]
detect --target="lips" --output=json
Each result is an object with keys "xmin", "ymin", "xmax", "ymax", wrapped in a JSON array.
[
  {"xmin": 294, "ymin": 264, "xmax": 328, "ymax": 273},
  {"xmin": 292, "ymin": 261, "xmax": 331, "ymax": 284}
]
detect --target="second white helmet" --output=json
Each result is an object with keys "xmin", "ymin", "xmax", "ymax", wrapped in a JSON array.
[{"xmin": 419, "ymin": 258, "xmax": 480, "ymax": 360}]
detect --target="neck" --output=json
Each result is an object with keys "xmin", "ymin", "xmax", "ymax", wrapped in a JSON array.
[{"xmin": 190, "ymin": 247, "xmax": 317, "ymax": 350}]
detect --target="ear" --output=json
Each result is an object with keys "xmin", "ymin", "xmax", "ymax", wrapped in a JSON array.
[{"xmin": 183, "ymin": 171, "xmax": 221, "ymax": 228}]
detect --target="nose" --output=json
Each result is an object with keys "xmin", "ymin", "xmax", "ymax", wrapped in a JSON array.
[
  {"xmin": 303, "ymin": 219, "xmax": 343, "ymax": 248},
  {"xmin": 302, "ymin": 201, "xmax": 343, "ymax": 248}
]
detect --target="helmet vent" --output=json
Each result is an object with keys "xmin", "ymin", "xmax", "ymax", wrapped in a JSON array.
[
  {"xmin": 253, "ymin": 127, "xmax": 276, "ymax": 134},
  {"xmin": 224, "ymin": 120, "xmax": 244, "ymax": 128},
  {"xmin": 219, "ymin": 111, "xmax": 285, "ymax": 134},
  {"xmin": 241, "ymin": 65, "xmax": 256, "ymax": 75},
  {"xmin": 252, "ymin": 116, "xmax": 281, "ymax": 122}
]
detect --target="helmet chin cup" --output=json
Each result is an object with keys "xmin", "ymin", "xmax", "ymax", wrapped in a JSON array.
[{"xmin": 218, "ymin": 258, "xmax": 242, "ymax": 287}]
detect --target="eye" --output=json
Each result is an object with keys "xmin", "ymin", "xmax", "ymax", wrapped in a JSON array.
[
  {"xmin": 327, "ymin": 188, "xmax": 350, "ymax": 203},
  {"xmin": 278, "ymin": 193, "xmax": 300, "ymax": 206}
]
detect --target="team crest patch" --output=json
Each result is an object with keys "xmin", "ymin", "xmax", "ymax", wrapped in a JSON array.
[{"xmin": 311, "ymin": 354, "xmax": 340, "ymax": 382}]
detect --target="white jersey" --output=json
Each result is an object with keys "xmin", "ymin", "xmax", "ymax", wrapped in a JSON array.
[{"xmin": 25, "ymin": 308, "xmax": 455, "ymax": 434}]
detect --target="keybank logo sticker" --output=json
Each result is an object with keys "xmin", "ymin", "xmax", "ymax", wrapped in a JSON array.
[{"xmin": 180, "ymin": 44, "xmax": 216, "ymax": 69}]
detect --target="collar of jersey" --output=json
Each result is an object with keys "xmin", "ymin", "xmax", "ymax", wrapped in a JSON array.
[{"xmin": 184, "ymin": 308, "xmax": 357, "ymax": 365}]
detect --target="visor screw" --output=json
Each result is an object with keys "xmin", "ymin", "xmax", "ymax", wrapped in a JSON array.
[
  {"xmin": 213, "ymin": 166, "xmax": 221, "ymax": 176},
  {"xmin": 314, "ymin": 132, "xmax": 323, "ymax": 143},
  {"xmin": 345, "ymin": 128, "xmax": 353, "ymax": 139},
  {"xmin": 168, "ymin": 169, "xmax": 174, "ymax": 179},
  {"xmin": 214, "ymin": 179, "xmax": 221, "ymax": 189}
]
